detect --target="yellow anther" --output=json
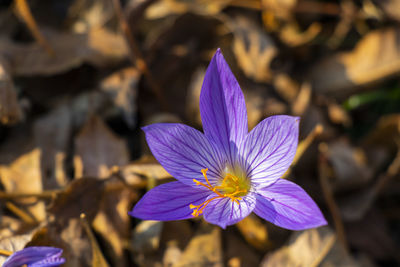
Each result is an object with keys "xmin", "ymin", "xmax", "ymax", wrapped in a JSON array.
[{"xmin": 189, "ymin": 168, "xmax": 249, "ymax": 217}]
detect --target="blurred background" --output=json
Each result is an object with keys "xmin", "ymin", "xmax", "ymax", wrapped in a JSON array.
[{"xmin": 0, "ymin": 0, "xmax": 400, "ymax": 266}]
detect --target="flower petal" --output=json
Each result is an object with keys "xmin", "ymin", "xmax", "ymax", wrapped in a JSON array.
[
  {"xmin": 203, "ymin": 193, "xmax": 256, "ymax": 229},
  {"xmin": 143, "ymin": 123, "xmax": 224, "ymax": 186},
  {"xmin": 129, "ymin": 181, "xmax": 211, "ymax": 221},
  {"xmin": 200, "ymin": 49, "xmax": 248, "ymax": 162},
  {"xmin": 253, "ymin": 179, "xmax": 327, "ymax": 230},
  {"xmin": 3, "ymin": 247, "xmax": 65, "ymax": 267},
  {"xmin": 239, "ymin": 115, "xmax": 299, "ymax": 187}
]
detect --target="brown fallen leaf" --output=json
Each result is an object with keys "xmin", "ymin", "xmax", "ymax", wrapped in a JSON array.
[
  {"xmin": 163, "ymin": 240, "xmax": 183, "ymax": 267},
  {"xmin": 310, "ymin": 28, "xmax": 400, "ymax": 94},
  {"xmin": 0, "ymin": 148, "xmax": 46, "ymax": 221},
  {"xmin": 120, "ymin": 162, "xmax": 171, "ymax": 188},
  {"xmin": 100, "ymin": 67, "xmax": 139, "ymax": 128},
  {"xmin": 0, "ymin": 56, "xmax": 22, "ymax": 125},
  {"xmin": 363, "ymin": 114, "xmax": 400, "ymax": 150},
  {"xmin": 345, "ymin": 209, "xmax": 399, "ymax": 261},
  {"xmin": 28, "ymin": 220, "xmax": 92, "ymax": 267},
  {"xmin": 132, "ymin": 220, "xmax": 163, "ymax": 253},
  {"xmin": 374, "ymin": 0, "xmax": 400, "ymax": 22},
  {"xmin": 292, "ymin": 82, "xmax": 311, "ymax": 116},
  {"xmin": 279, "ymin": 22, "xmax": 321, "ymax": 47},
  {"xmin": 92, "ymin": 179, "xmax": 137, "ymax": 267},
  {"xmin": 80, "ymin": 213, "xmax": 110, "ymax": 267},
  {"xmin": 236, "ymin": 214, "xmax": 271, "ymax": 251},
  {"xmin": 0, "ymin": 233, "xmax": 33, "ymax": 266},
  {"xmin": 67, "ymin": 0, "xmax": 115, "ymax": 32},
  {"xmin": 48, "ymin": 178, "xmax": 105, "ymax": 224},
  {"xmin": 145, "ymin": 0, "xmax": 231, "ymax": 19},
  {"xmin": 0, "ymin": 27, "xmax": 128, "ymax": 76},
  {"xmin": 261, "ymin": 0, "xmax": 297, "ymax": 30},
  {"xmin": 229, "ymin": 16, "xmax": 277, "ymax": 83},
  {"xmin": 132, "ymin": 220, "xmax": 164, "ymax": 267},
  {"xmin": 74, "ymin": 115, "xmax": 129, "ymax": 179},
  {"xmin": 327, "ymin": 100, "xmax": 352, "ymax": 127},
  {"xmin": 320, "ymin": 238, "xmax": 375, "ymax": 267},
  {"xmin": 34, "ymin": 106, "xmax": 71, "ymax": 189},
  {"xmin": 260, "ymin": 227, "xmax": 336, "ymax": 267},
  {"xmin": 224, "ymin": 227, "xmax": 262, "ymax": 267},
  {"xmin": 273, "ymin": 73, "xmax": 300, "ymax": 103},
  {"xmin": 320, "ymin": 141, "xmax": 373, "ymax": 191},
  {"xmin": 174, "ymin": 224, "xmax": 223, "ymax": 267}
]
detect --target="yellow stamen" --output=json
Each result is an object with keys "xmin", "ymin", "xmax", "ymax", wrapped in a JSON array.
[{"xmin": 190, "ymin": 168, "xmax": 249, "ymax": 217}]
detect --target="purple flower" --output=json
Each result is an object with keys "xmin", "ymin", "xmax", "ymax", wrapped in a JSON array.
[
  {"xmin": 3, "ymin": 246, "xmax": 65, "ymax": 267},
  {"xmin": 129, "ymin": 49, "xmax": 327, "ymax": 229}
]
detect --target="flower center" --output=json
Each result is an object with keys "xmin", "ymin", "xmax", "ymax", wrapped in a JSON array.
[{"xmin": 189, "ymin": 168, "xmax": 250, "ymax": 217}]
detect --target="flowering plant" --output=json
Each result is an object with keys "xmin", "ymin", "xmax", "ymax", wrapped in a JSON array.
[
  {"xmin": 130, "ymin": 49, "xmax": 326, "ymax": 229},
  {"xmin": 3, "ymin": 246, "xmax": 65, "ymax": 267}
]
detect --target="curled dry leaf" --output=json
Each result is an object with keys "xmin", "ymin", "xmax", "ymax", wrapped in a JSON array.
[
  {"xmin": 120, "ymin": 162, "xmax": 171, "ymax": 188},
  {"xmin": 34, "ymin": 106, "xmax": 71, "ymax": 189},
  {"xmin": 48, "ymin": 178, "xmax": 105, "ymax": 224},
  {"xmin": 273, "ymin": 73, "xmax": 300, "ymax": 103},
  {"xmin": 260, "ymin": 227, "xmax": 336, "ymax": 267},
  {"xmin": 224, "ymin": 228, "xmax": 261, "ymax": 267},
  {"xmin": 310, "ymin": 28, "xmax": 400, "ymax": 94},
  {"xmin": 145, "ymin": 0, "xmax": 231, "ymax": 19},
  {"xmin": 74, "ymin": 115, "xmax": 129, "ymax": 179},
  {"xmin": 29, "ymin": 220, "xmax": 92, "ymax": 267},
  {"xmin": 0, "ymin": 57, "xmax": 22, "ymax": 125},
  {"xmin": 0, "ymin": 233, "xmax": 32, "ymax": 266},
  {"xmin": 0, "ymin": 27, "xmax": 127, "ymax": 76},
  {"xmin": 0, "ymin": 148, "xmax": 46, "ymax": 221},
  {"xmin": 68, "ymin": 0, "xmax": 115, "ymax": 32},
  {"xmin": 226, "ymin": 15, "xmax": 277, "ymax": 83},
  {"xmin": 174, "ymin": 224, "xmax": 223, "ymax": 267},
  {"xmin": 132, "ymin": 220, "xmax": 163, "ymax": 253},
  {"xmin": 236, "ymin": 214, "xmax": 271, "ymax": 251},
  {"xmin": 363, "ymin": 114, "xmax": 400, "ymax": 150},
  {"xmin": 279, "ymin": 22, "xmax": 321, "ymax": 47},
  {"xmin": 100, "ymin": 67, "xmax": 139, "ymax": 128},
  {"xmin": 320, "ymin": 141, "xmax": 373, "ymax": 191},
  {"xmin": 93, "ymin": 179, "xmax": 137, "ymax": 267},
  {"xmin": 374, "ymin": 0, "xmax": 400, "ymax": 21}
]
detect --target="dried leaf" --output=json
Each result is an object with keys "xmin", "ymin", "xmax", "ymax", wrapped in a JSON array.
[
  {"xmin": 100, "ymin": 67, "xmax": 139, "ymax": 128},
  {"xmin": 0, "ymin": 27, "xmax": 128, "ymax": 76},
  {"xmin": 321, "ymin": 142, "xmax": 373, "ymax": 191},
  {"xmin": 224, "ymin": 228, "xmax": 262, "ymax": 267},
  {"xmin": 40, "ymin": 220, "xmax": 92, "ymax": 267},
  {"xmin": 310, "ymin": 28, "xmax": 400, "ymax": 94},
  {"xmin": 93, "ymin": 179, "xmax": 136, "ymax": 267},
  {"xmin": 279, "ymin": 22, "xmax": 321, "ymax": 47},
  {"xmin": 0, "ymin": 234, "xmax": 32, "ymax": 266},
  {"xmin": 260, "ymin": 227, "xmax": 336, "ymax": 267},
  {"xmin": 375, "ymin": 0, "xmax": 400, "ymax": 21},
  {"xmin": 145, "ymin": 0, "xmax": 231, "ymax": 19},
  {"xmin": 229, "ymin": 16, "xmax": 277, "ymax": 83},
  {"xmin": 132, "ymin": 220, "xmax": 163, "ymax": 253},
  {"xmin": 120, "ymin": 162, "xmax": 171, "ymax": 187},
  {"xmin": 0, "ymin": 148, "xmax": 46, "ymax": 221},
  {"xmin": 0, "ymin": 57, "xmax": 22, "ymax": 125},
  {"xmin": 48, "ymin": 178, "xmax": 105, "ymax": 223},
  {"xmin": 68, "ymin": 0, "xmax": 115, "ymax": 32},
  {"xmin": 174, "ymin": 224, "xmax": 222, "ymax": 267},
  {"xmin": 34, "ymin": 106, "xmax": 71, "ymax": 189},
  {"xmin": 363, "ymin": 114, "xmax": 400, "ymax": 149},
  {"xmin": 74, "ymin": 115, "xmax": 129, "ymax": 178},
  {"xmin": 236, "ymin": 214, "xmax": 271, "ymax": 251}
]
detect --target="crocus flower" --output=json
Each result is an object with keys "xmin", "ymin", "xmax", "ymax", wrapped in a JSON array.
[
  {"xmin": 130, "ymin": 49, "xmax": 327, "ymax": 229},
  {"xmin": 3, "ymin": 246, "xmax": 65, "ymax": 267}
]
